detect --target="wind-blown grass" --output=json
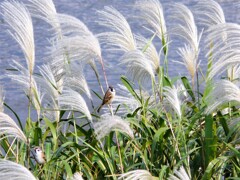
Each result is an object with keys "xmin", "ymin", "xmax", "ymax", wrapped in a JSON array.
[
  {"xmin": 171, "ymin": 3, "xmax": 201, "ymax": 84},
  {"xmin": 135, "ymin": 0, "xmax": 167, "ymax": 41},
  {"xmin": 1, "ymin": 1, "xmax": 35, "ymax": 74},
  {"xmin": 58, "ymin": 88, "xmax": 92, "ymax": 121},
  {"xmin": 0, "ymin": 159, "xmax": 36, "ymax": 180},
  {"xmin": 1, "ymin": 0, "xmax": 240, "ymax": 179},
  {"xmin": 94, "ymin": 114, "xmax": 134, "ymax": 140},
  {"xmin": 0, "ymin": 112, "xmax": 27, "ymax": 143},
  {"xmin": 97, "ymin": 6, "xmax": 137, "ymax": 52}
]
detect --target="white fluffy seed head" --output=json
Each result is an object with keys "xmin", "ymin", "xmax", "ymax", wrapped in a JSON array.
[{"xmin": 94, "ymin": 114, "xmax": 134, "ymax": 140}]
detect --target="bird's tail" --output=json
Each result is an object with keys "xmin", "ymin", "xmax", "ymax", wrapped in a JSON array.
[{"xmin": 97, "ymin": 104, "xmax": 103, "ymax": 113}]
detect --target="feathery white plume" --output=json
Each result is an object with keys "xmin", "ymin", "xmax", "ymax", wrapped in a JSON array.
[
  {"xmin": 135, "ymin": 0, "xmax": 167, "ymax": 41},
  {"xmin": 205, "ymin": 23, "xmax": 240, "ymax": 80},
  {"xmin": 64, "ymin": 63, "xmax": 91, "ymax": 100},
  {"xmin": 8, "ymin": 61, "xmax": 42, "ymax": 117},
  {"xmin": 163, "ymin": 85, "xmax": 182, "ymax": 119},
  {"xmin": 58, "ymin": 88, "xmax": 92, "ymax": 121},
  {"xmin": 171, "ymin": 3, "xmax": 199, "ymax": 51},
  {"xmin": 194, "ymin": 0, "xmax": 225, "ymax": 27},
  {"xmin": 94, "ymin": 114, "xmax": 134, "ymax": 140},
  {"xmin": 1, "ymin": 1, "xmax": 35, "ymax": 74},
  {"xmin": 0, "ymin": 159, "xmax": 36, "ymax": 180},
  {"xmin": 38, "ymin": 64, "xmax": 60, "ymax": 121},
  {"xmin": 97, "ymin": 6, "xmax": 136, "ymax": 52},
  {"xmin": 71, "ymin": 172, "xmax": 84, "ymax": 180},
  {"xmin": 118, "ymin": 169, "xmax": 155, "ymax": 180},
  {"xmin": 50, "ymin": 35, "xmax": 101, "ymax": 66},
  {"xmin": 120, "ymin": 50, "xmax": 155, "ymax": 83},
  {"xmin": 53, "ymin": 13, "xmax": 90, "ymax": 38},
  {"xmin": 0, "ymin": 112, "xmax": 27, "ymax": 143},
  {"xmin": 0, "ymin": 87, "xmax": 4, "ymax": 113},
  {"xmin": 136, "ymin": 35, "xmax": 160, "ymax": 73},
  {"xmin": 171, "ymin": 3, "xmax": 201, "ymax": 83},
  {"xmin": 168, "ymin": 166, "xmax": 191, "ymax": 180},
  {"xmin": 177, "ymin": 45, "xmax": 199, "ymax": 82},
  {"xmin": 205, "ymin": 80, "xmax": 240, "ymax": 114},
  {"xmin": 27, "ymin": 0, "xmax": 59, "ymax": 33}
]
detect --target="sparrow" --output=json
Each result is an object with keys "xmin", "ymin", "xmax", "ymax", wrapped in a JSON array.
[
  {"xmin": 97, "ymin": 86, "xmax": 115, "ymax": 113},
  {"xmin": 32, "ymin": 146, "xmax": 46, "ymax": 165}
]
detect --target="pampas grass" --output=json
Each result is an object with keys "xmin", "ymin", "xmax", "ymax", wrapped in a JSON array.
[
  {"xmin": 135, "ymin": 0, "xmax": 167, "ymax": 41},
  {"xmin": 94, "ymin": 114, "xmax": 134, "ymax": 140},
  {"xmin": 205, "ymin": 23, "xmax": 240, "ymax": 80},
  {"xmin": 58, "ymin": 88, "xmax": 92, "ymax": 121},
  {"xmin": 168, "ymin": 166, "xmax": 190, "ymax": 180},
  {"xmin": 163, "ymin": 85, "xmax": 182, "ymax": 119},
  {"xmin": 118, "ymin": 169, "xmax": 156, "ymax": 180},
  {"xmin": 171, "ymin": 3, "xmax": 201, "ymax": 84},
  {"xmin": 0, "ymin": 87, "xmax": 4, "ymax": 113},
  {"xmin": 0, "ymin": 159, "xmax": 36, "ymax": 180},
  {"xmin": 194, "ymin": 0, "xmax": 225, "ymax": 27},
  {"xmin": 27, "ymin": 0, "xmax": 59, "ymax": 33},
  {"xmin": 1, "ymin": 1, "xmax": 35, "ymax": 74},
  {"xmin": 119, "ymin": 50, "xmax": 155, "ymax": 83},
  {"xmin": 1, "ymin": 0, "xmax": 240, "ymax": 179},
  {"xmin": 205, "ymin": 80, "xmax": 240, "ymax": 114},
  {"xmin": 0, "ymin": 112, "xmax": 27, "ymax": 143},
  {"xmin": 97, "ymin": 6, "xmax": 136, "ymax": 52}
]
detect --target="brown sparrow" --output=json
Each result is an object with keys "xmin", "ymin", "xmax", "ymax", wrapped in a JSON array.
[
  {"xmin": 97, "ymin": 86, "xmax": 115, "ymax": 113},
  {"xmin": 32, "ymin": 146, "xmax": 46, "ymax": 164}
]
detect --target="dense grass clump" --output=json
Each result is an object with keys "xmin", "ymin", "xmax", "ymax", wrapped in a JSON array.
[{"xmin": 0, "ymin": 0, "xmax": 240, "ymax": 179}]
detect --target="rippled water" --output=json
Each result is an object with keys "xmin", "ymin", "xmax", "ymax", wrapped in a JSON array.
[{"xmin": 0, "ymin": 0, "xmax": 239, "ymax": 121}]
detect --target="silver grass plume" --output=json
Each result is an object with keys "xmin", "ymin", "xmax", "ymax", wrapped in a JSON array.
[
  {"xmin": 168, "ymin": 166, "xmax": 191, "ymax": 180},
  {"xmin": 118, "ymin": 169, "xmax": 156, "ymax": 180},
  {"xmin": 194, "ymin": 0, "xmax": 225, "ymax": 28},
  {"xmin": 97, "ymin": 6, "xmax": 137, "ymax": 52},
  {"xmin": 0, "ymin": 87, "xmax": 4, "ymax": 113},
  {"xmin": 1, "ymin": 1, "xmax": 35, "ymax": 75},
  {"xmin": 94, "ymin": 114, "xmax": 134, "ymax": 140},
  {"xmin": 195, "ymin": 0, "xmax": 227, "ymax": 61},
  {"xmin": 38, "ymin": 64, "xmax": 60, "ymax": 121},
  {"xmin": 171, "ymin": 3, "xmax": 199, "ymax": 51},
  {"xmin": 27, "ymin": 0, "xmax": 60, "ymax": 33},
  {"xmin": 135, "ymin": 0, "xmax": 167, "ymax": 41},
  {"xmin": 136, "ymin": 35, "xmax": 160, "ymax": 73},
  {"xmin": 71, "ymin": 172, "xmax": 84, "ymax": 180},
  {"xmin": 0, "ymin": 112, "xmax": 27, "ymax": 143},
  {"xmin": 58, "ymin": 88, "xmax": 92, "ymax": 121},
  {"xmin": 64, "ymin": 62, "xmax": 91, "ymax": 100},
  {"xmin": 8, "ymin": 61, "xmax": 42, "ymax": 118},
  {"xmin": 48, "ymin": 13, "xmax": 100, "ymax": 91},
  {"xmin": 50, "ymin": 35, "xmax": 101, "ymax": 67},
  {"xmin": 0, "ymin": 159, "xmax": 36, "ymax": 180},
  {"xmin": 205, "ymin": 23, "xmax": 240, "ymax": 80},
  {"xmin": 171, "ymin": 3, "xmax": 201, "ymax": 83},
  {"xmin": 205, "ymin": 80, "xmax": 240, "ymax": 114},
  {"xmin": 119, "ymin": 50, "xmax": 155, "ymax": 83},
  {"xmin": 177, "ymin": 45, "xmax": 200, "ymax": 83},
  {"xmin": 53, "ymin": 13, "xmax": 90, "ymax": 38},
  {"xmin": 163, "ymin": 85, "xmax": 182, "ymax": 119}
]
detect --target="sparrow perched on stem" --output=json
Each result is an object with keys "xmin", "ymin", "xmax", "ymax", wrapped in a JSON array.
[
  {"xmin": 97, "ymin": 86, "xmax": 115, "ymax": 113},
  {"xmin": 32, "ymin": 146, "xmax": 46, "ymax": 165}
]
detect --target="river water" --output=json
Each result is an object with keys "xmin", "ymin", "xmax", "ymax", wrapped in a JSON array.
[{"xmin": 0, "ymin": 0, "xmax": 239, "ymax": 121}]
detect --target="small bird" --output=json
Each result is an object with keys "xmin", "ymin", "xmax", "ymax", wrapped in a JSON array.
[
  {"xmin": 97, "ymin": 86, "xmax": 116, "ymax": 113},
  {"xmin": 32, "ymin": 146, "xmax": 46, "ymax": 165}
]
